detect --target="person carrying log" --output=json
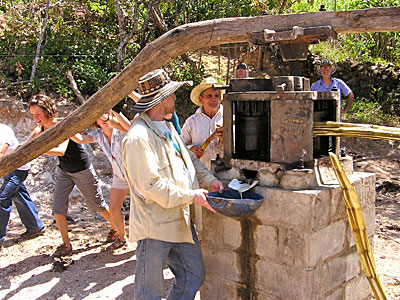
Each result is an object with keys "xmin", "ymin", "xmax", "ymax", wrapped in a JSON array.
[
  {"xmin": 70, "ymin": 107, "xmax": 132, "ymax": 251},
  {"xmin": 122, "ymin": 69, "xmax": 224, "ymax": 300},
  {"xmin": 311, "ymin": 59, "xmax": 355, "ymax": 114},
  {"xmin": 180, "ymin": 77, "xmax": 224, "ymax": 170},
  {"xmin": 0, "ymin": 124, "xmax": 45, "ymax": 249},
  {"xmin": 28, "ymin": 94, "xmax": 116, "ymax": 257}
]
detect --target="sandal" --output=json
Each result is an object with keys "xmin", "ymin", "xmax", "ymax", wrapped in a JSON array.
[
  {"xmin": 105, "ymin": 229, "xmax": 118, "ymax": 243},
  {"xmin": 106, "ymin": 237, "xmax": 126, "ymax": 251},
  {"xmin": 53, "ymin": 243, "xmax": 73, "ymax": 258}
]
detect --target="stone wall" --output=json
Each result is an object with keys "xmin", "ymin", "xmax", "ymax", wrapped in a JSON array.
[{"xmin": 200, "ymin": 160, "xmax": 375, "ymax": 300}]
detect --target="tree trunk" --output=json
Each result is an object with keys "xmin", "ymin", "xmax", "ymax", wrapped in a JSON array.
[
  {"xmin": 114, "ymin": 0, "xmax": 153, "ymax": 72},
  {"xmin": 66, "ymin": 69, "xmax": 85, "ymax": 104},
  {"xmin": 113, "ymin": 0, "xmax": 128, "ymax": 72},
  {"xmin": 30, "ymin": 0, "xmax": 50, "ymax": 81},
  {"xmin": 1, "ymin": 7, "xmax": 400, "ymax": 177}
]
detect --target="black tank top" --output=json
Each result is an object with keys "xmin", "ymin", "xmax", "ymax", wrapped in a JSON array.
[{"xmin": 58, "ymin": 139, "xmax": 90, "ymax": 173}]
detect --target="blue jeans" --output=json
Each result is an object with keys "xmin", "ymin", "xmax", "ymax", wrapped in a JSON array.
[
  {"xmin": 134, "ymin": 223, "xmax": 205, "ymax": 300},
  {"xmin": 0, "ymin": 169, "xmax": 44, "ymax": 247}
]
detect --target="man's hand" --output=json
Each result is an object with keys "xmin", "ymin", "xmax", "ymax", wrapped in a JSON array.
[
  {"xmin": 190, "ymin": 145, "xmax": 205, "ymax": 159},
  {"xmin": 193, "ymin": 189, "xmax": 216, "ymax": 212},
  {"xmin": 210, "ymin": 179, "xmax": 224, "ymax": 192},
  {"xmin": 215, "ymin": 125, "xmax": 223, "ymax": 139},
  {"xmin": 0, "ymin": 142, "xmax": 9, "ymax": 158}
]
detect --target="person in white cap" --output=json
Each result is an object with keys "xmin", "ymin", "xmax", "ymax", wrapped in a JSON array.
[
  {"xmin": 180, "ymin": 77, "xmax": 224, "ymax": 170},
  {"xmin": 123, "ymin": 69, "xmax": 224, "ymax": 300}
]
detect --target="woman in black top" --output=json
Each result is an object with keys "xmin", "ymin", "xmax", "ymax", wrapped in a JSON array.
[{"xmin": 29, "ymin": 94, "xmax": 116, "ymax": 257}]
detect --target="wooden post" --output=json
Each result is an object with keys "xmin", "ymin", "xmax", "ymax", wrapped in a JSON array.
[
  {"xmin": 218, "ymin": 45, "xmax": 221, "ymax": 74},
  {"xmin": 226, "ymin": 43, "xmax": 231, "ymax": 83},
  {"xmin": 258, "ymin": 46, "xmax": 262, "ymax": 71},
  {"xmin": 198, "ymin": 48, "xmax": 203, "ymax": 69},
  {"xmin": 234, "ymin": 43, "xmax": 239, "ymax": 74}
]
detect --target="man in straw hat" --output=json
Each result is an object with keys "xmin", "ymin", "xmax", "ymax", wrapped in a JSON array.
[
  {"xmin": 181, "ymin": 77, "xmax": 224, "ymax": 170},
  {"xmin": 311, "ymin": 59, "xmax": 354, "ymax": 114},
  {"xmin": 122, "ymin": 69, "xmax": 224, "ymax": 300}
]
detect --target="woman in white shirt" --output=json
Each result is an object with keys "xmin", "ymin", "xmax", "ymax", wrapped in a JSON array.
[{"xmin": 72, "ymin": 110, "xmax": 132, "ymax": 250}]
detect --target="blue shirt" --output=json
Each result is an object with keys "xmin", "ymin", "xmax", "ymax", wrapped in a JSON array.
[
  {"xmin": 310, "ymin": 77, "xmax": 352, "ymax": 98},
  {"xmin": 166, "ymin": 111, "xmax": 181, "ymax": 134}
]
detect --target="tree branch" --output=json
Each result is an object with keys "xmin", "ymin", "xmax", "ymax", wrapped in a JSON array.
[
  {"xmin": 30, "ymin": 0, "xmax": 50, "ymax": 81},
  {"xmin": 66, "ymin": 69, "xmax": 85, "ymax": 104},
  {"xmin": 114, "ymin": 0, "xmax": 155, "ymax": 71}
]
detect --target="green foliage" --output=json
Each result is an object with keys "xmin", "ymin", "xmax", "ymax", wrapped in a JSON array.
[
  {"xmin": 309, "ymin": 41, "xmax": 350, "ymax": 63},
  {"xmin": 1, "ymin": 0, "xmax": 399, "ymax": 113},
  {"xmin": 167, "ymin": 59, "xmax": 206, "ymax": 122},
  {"xmin": 346, "ymin": 98, "xmax": 400, "ymax": 127},
  {"xmin": 0, "ymin": 0, "xmax": 122, "ymax": 101},
  {"xmin": 290, "ymin": 0, "xmax": 400, "ymax": 65}
]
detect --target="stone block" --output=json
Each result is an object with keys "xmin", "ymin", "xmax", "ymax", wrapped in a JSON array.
[
  {"xmin": 201, "ymin": 275, "xmax": 243, "ymax": 300},
  {"xmin": 329, "ymin": 185, "xmax": 347, "ymax": 222},
  {"xmin": 280, "ymin": 169, "xmax": 317, "ymax": 190},
  {"xmin": 222, "ymin": 217, "xmax": 242, "ymax": 250},
  {"xmin": 256, "ymin": 260, "xmax": 311, "ymax": 300},
  {"xmin": 201, "ymin": 209, "xmax": 224, "ymax": 248},
  {"xmin": 326, "ymin": 251, "xmax": 360, "ymax": 293},
  {"xmin": 213, "ymin": 166, "xmax": 241, "ymax": 182},
  {"xmin": 361, "ymin": 172, "xmax": 376, "ymax": 208},
  {"xmin": 255, "ymin": 292, "xmax": 275, "ymax": 300},
  {"xmin": 339, "ymin": 156, "xmax": 354, "ymax": 174},
  {"xmin": 255, "ymin": 225, "xmax": 278, "ymax": 260},
  {"xmin": 313, "ymin": 188, "xmax": 331, "ymax": 231},
  {"xmin": 254, "ymin": 187, "xmax": 315, "ymax": 232},
  {"xmin": 256, "ymin": 260, "xmax": 327, "ymax": 300},
  {"xmin": 258, "ymin": 170, "xmax": 280, "ymax": 187},
  {"xmin": 349, "ymin": 175, "xmax": 363, "ymax": 205},
  {"xmin": 325, "ymin": 288, "xmax": 344, "ymax": 300},
  {"xmin": 279, "ymin": 228, "xmax": 307, "ymax": 265},
  {"xmin": 346, "ymin": 251, "xmax": 361, "ymax": 281},
  {"xmin": 202, "ymin": 246, "xmax": 241, "ymax": 282},
  {"xmin": 344, "ymin": 275, "xmax": 372, "ymax": 300},
  {"xmin": 363, "ymin": 208, "xmax": 376, "ymax": 237},
  {"xmin": 307, "ymin": 220, "xmax": 346, "ymax": 267}
]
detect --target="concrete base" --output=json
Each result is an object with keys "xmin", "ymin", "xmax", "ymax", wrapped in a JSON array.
[{"xmin": 201, "ymin": 159, "xmax": 375, "ymax": 300}]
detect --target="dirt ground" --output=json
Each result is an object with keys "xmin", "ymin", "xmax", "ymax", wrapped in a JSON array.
[{"xmin": 0, "ymin": 137, "xmax": 399, "ymax": 300}]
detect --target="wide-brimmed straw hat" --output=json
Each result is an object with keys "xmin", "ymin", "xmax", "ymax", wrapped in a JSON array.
[
  {"xmin": 190, "ymin": 77, "xmax": 224, "ymax": 106},
  {"xmin": 131, "ymin": 69, "xmax": 192, "ymax": 114},
  {"xmin": 316, "ymin": 59, "xmax": 337, "ymax": 75}
]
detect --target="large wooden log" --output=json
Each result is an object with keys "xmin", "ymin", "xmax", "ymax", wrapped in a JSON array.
[{"xmin": 1, "ymin": 7, "xmax": 400, "ymax": 177}]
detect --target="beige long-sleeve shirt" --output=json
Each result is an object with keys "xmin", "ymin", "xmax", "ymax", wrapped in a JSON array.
[{"xmin": 122, "ymin": 112, "xmax": 216, "ymax": 244}]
